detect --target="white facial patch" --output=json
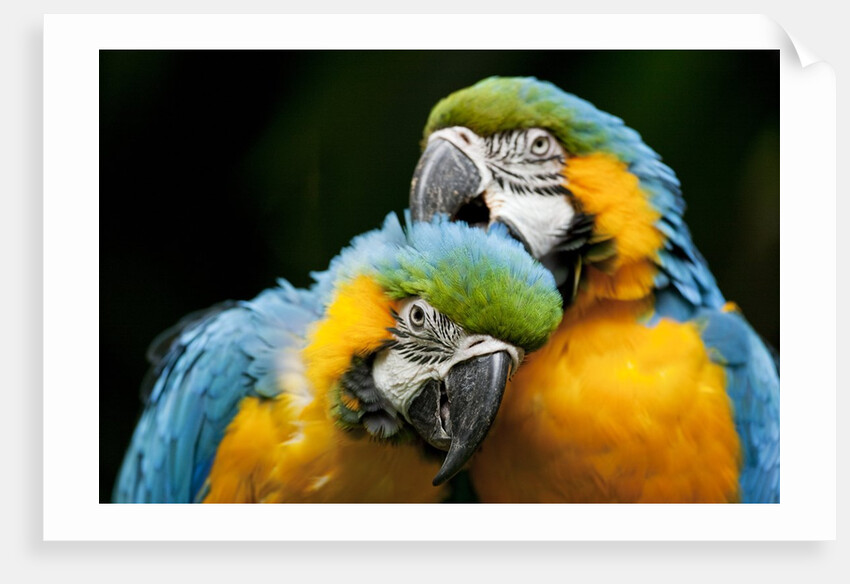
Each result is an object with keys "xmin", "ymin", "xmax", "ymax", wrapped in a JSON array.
[
  {"xmin": 485, "ymin": 190, "xmax": 576, "ymax": 259},
  {"xmin": 371, "ymin": 298, "xmax": 522, "ymax": 420},
  {"xmin": 428, "ymin": 126, "xmax": 577, "ymax": 260}
]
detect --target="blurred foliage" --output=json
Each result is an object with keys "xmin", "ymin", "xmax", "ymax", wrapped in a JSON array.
[{"xmin": 100, "ymin": 50, "xmax": 778, "ymax": 502}]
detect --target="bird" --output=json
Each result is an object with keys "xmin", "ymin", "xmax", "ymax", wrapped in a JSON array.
[
  {"xmin": 409, "ymin": 76, "xmax": 779, "ymax": 503},
  {"xmin": 112, "ymin": 211, "xmax": 563, "ymax": 503}
]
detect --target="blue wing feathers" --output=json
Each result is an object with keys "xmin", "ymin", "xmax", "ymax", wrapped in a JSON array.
[
  {"xmin": 655, "ymin": 292, "xmax": 780, "ymax": 503},
  {"xmin": 116, "ymin": 212, "xmax": 489, "ymax": 502},
  {"xmin": 650, "ymin": 218, "xmax": 779, "ymax": 503},
  {"xmin": 699, "ymin": 311, "xmax": 752, "ymax": 367},
  {"xmin": 113, "ymin": 285, "xmax": 322, "ymax": 503},
  {"xmin": 519, "ymin": 84, "xmax": 777, "ymax": 502},
  {"xmin": 650, "ymin": 288, "xmax": 697, "ymax": 323}
]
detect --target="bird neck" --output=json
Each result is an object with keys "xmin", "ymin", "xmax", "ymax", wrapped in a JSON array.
[
  {"xmin": 301, "ymin": 274, "xmax": 397, "ymax": 422},
  {"xmin": 564, "ymin": 153, "xmax": 666, "ymax": 309}
]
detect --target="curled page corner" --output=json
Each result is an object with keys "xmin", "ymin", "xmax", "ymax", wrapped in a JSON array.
[
  {"xmin": 753, "ymin": 15, "xmax": 826, "ymax": 70},
  {"xmin": 783, "ymin": 30, "xmax": 822, "ymax": 69},
  {"xmin": 770, "ymin": 19, "xmax": 823, "ymax": 69}
]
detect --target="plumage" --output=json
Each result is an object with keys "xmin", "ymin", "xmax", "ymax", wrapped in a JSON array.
[
  {"xmin": 113, "ymin": 211, "xmax": 562, "ymax": 503},
  {"xmin": 410, "ymin": 76, "xmax": 779, "ymax": 503}
]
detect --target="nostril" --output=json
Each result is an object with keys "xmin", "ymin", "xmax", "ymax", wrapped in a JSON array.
[{"xmin": 467, "ymin": 339, "xmax": 485, "ymax": 349}]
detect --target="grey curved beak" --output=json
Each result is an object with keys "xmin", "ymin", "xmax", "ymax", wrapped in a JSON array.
[
  {"xmin": 408, "ymin": 351, "xmax": 512, "ymax": 486},
  {"xmin": 410, "ymin": 138, "xmax": 482, "ymax": 222}
]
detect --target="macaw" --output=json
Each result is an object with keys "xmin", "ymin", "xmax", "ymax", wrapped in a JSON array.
[
  {"xmin": 113, "ymin": 211, "xmax": 562, "ymax": 503},
  {"xmin": 409, "ymin": 77, "xmax": 779, "ymax": 503}
]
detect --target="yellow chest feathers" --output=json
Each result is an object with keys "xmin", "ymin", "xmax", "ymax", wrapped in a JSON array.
[
  {"xmin": 202, "ymin": 394, "xmax": 445, "ymax": 503},
  {"xmin": 202, "ymin": 276, "xmax": 447, "ymax": 503},
  {"xmin": 470, "ymin": 300, "xmax": 742, "ymax": 503}
]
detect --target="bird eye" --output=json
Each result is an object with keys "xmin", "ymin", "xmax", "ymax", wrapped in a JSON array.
[
  {"xmin": 409, "ymin": 304, "xmax": 426, "ymax": 330},
  {"xmin": 530, "ymin": 135, "xmax": 550, "ymax": 156}
]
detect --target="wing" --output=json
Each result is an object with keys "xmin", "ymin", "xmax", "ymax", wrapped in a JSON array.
[
  {"xmin": 650, "ymin": 268, "xmax": 779, "ymax": 503},
  {"xmin": 651, "ymin": 233, "xmax": 779, "ymax": 503},
  {"xmin": 699, "ymin": 308, "xmax": 780, "ymax": 503},
  {"xmin": 112, "ymin": 281, "xmax": 322, "ymax": 503}
]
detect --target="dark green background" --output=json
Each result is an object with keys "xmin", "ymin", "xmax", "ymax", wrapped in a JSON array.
[{"xmin": 100, "ymin": 50, "xmax": 779, "ymax": 502}]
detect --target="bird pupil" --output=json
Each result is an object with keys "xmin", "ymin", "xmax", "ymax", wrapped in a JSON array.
[
  {"xmin": 533, "ymin": 138, "xmax": 546, "ymax": 152},
  {"xmin": 411, "ymin": 306, "xmax": 424, "ymax": 325}
]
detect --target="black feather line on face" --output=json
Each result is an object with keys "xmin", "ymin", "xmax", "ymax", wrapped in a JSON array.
[
  {"xmin": 334, "ymin": 304, "xmax": 468, "ymax": 442},
  {"xmin": 337, "ymin": 354, "xmax": 414, "ymax": 443},
  {"xmin": 537, "ymin": 211, "xmax": 601, "ymax": 306},
  {"xmin": 340, "ymin": 355, "xmax": 380, "ymax": 403},
  {"xmin": 553, "ymin": 211, "xmax": 595, "ymax": 251},
  {"xmin": 481, "ymin": 130, "xmax": 568, "ymax": 199},
  {"xmin": 390, "ymin": 304, "xmax": 462, "ymax": 366},
  {"xmin": 379, "ymin": 337, "xmax": 399, "ymax": 352},
  {"xmin": 487, "ymin": 161, "xmax": 526, "ymax": 181},
  {"xmin": 386, "ymin": 327, "xmax": 408, "ymax": 339}
]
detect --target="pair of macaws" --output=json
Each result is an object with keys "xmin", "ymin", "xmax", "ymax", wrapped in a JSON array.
[{"xmin": 114, "ymin": 77, "xmax": 779, "ymax": 504}]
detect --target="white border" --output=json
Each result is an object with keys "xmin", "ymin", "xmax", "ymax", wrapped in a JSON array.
[{"xmin": 44, "ymin": 14, "xmax": 836, "ymax": 541}]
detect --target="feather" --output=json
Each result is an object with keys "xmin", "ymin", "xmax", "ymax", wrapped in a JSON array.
[
  {"xmin": 698, "ymin": 308, "xmax": 780, "ymax": 503},
  {"xmin": 113, "ymin": 211, "xmax": 563, "ymax": 502}
]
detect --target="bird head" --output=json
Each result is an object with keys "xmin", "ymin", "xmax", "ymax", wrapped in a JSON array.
[
  {"xmin": 410, "ymin": 76, "xmax": 698, "ymax": 308},
  {"xmin": 302, "ymin": 212, "xmax": 562, "ymax": 485}
]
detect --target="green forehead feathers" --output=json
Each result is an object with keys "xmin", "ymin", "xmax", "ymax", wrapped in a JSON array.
[
  {"xmin": 423, "ymin": 76, "xmax": 650, "ymax": 164},
  {"xmin": 318, "ymin": 212, "xmax": 563, "ymax": 353}
]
